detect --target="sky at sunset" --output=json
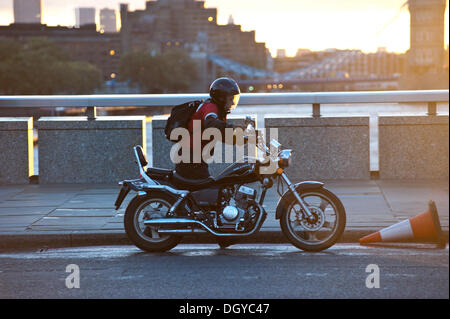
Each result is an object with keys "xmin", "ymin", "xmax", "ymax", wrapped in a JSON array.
[{"xmin": 0, "ymin": 0, "xmax": 448, "ymax": 56}]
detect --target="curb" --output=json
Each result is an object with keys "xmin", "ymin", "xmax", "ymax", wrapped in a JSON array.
[{"xmin": 0, "ymin": 229, "xmax": 448, "ymax": 250}]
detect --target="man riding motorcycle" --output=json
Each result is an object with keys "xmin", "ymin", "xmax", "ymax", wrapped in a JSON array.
[
  {"xmin": 174, "ymin": 77, "xmax": 243, "ymax": 248},
  {"xmin": 175, "ymin": 77, "xmax": 243, "ymax": 180},
  {"xmin": 117, "ymin": 77, "xmax": 347, "ymax": 252}
]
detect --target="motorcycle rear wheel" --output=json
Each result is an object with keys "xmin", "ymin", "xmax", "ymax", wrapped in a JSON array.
[
  {"xmin": 280, "ymin": 187, "xmax": 346, "ymax": 252},
  {"xmin": 124, "ymin": 192, "xmax": 182, "ymax": 252}
]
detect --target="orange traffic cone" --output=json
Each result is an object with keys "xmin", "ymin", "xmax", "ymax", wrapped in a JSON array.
[{"xmin": 360, "ymin": 200, "xmax": 443, "ymax": 245}]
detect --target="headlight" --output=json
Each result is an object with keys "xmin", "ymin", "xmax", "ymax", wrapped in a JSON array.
[{"xmin": 278, "ymin": 149, "xmax": 292, "ymax": 168}]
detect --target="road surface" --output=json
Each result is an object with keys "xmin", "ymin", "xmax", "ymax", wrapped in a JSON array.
[{"xmin": 0, "ymin": 244, "xmax": 448, "ymax": 299}]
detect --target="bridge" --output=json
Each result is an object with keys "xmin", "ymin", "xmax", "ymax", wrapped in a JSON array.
[
  {"xmin": 205, "ymin": 51, "xmax": 400, "ymax": 91},
  {"xmin": 0, "ymin": 90, "xmax": 447, "ymax": 184}
]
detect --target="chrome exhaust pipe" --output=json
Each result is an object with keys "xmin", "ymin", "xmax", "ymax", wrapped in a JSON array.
[
  {"xmin": 144, "ymin": 204, "xmax": 266, "ymax": 237},
  {"xmin": 158, "ymin": 229, "xmax": 207, "ymax": 234},
  {"xmin": 144, "ymin": 218, "xmax": 201, "ymax": 227}
]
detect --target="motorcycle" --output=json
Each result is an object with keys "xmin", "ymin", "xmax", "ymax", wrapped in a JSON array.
[{"xmin": 114, "ymin": 116, "xmax": 346, "ymax": 252}]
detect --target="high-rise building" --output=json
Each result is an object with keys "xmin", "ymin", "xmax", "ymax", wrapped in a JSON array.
[
  {"xmin": 13, "ymin": 0, "xmax": 41, "ymax": 24},
  {"xmin": 120, "ymin": 0, "xmax": 267, "ymax": 69},
  {"xmin": 401, "ymin": 0, "xmax": 448, "ymax": 89},
  {"xmin": 100, "ymin": 9, "xmax": 117, "ymax": 33},
  {"xmin": 75, "ymin": 8, "xmax": 96, "ymax": 28},
  {"xmin": 119, "ymin": 0, "xmax": 267, "ymax": 91},
  {"xmin": 408, "ymin": 0, "xmax": 446, "ymax": 70}
]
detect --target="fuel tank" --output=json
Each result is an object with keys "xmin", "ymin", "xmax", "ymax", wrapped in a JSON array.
[{"xmin": 214, "ymin": 160, "xmax": 259, "ymax": 185}]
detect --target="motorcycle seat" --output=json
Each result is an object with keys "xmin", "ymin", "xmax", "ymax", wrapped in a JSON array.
[
  {"xmin": 147, "ymin": 167, "xmax": 172, "ymax": 175},
  {"xmin": 171, "ymin": 171, "xmax": 215, "ymax": 190},
  {"xmin": 147, "ymin": 167, "xmax": 173, "ymax": 180}
]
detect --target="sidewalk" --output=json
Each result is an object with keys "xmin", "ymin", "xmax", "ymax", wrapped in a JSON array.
[{"xmin": 0, "ymin": 180, "xmax": 448, "ymax": 249}]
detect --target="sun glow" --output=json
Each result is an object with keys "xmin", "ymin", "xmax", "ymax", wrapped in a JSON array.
[
  {"xmin": 204, "ymin": 0, "xmax": 449, "ymax": 56},
  {"xmin": 0, "ymin": 0, "xmax": 448, "ymax": 56}
]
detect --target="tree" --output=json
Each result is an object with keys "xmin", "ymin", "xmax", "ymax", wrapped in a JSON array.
[
  {"xmin": 0, "ymin": 38, "xmax": 102, "ymax": 94},
  {"xmin": 119, "ymin": 50, "xmax": 158, "ymax": 91},
  {"xmin": 119, "ymin": 48, "xmax": 198, "ymax": 93},
  {"xmin": 0, "ymin": 40, "xmax": 22, "ymax": 61},
  {"xmin": 159, "ymin": 48, "xmax": 198, "ymax": 92},
  {"xmin": 60, "ymin": 61, "xmax": 103, "ymax": 94}
]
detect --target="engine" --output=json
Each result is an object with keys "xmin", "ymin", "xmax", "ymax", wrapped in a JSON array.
[{"xmin": 217, "ymin": 185, "xmax": 258, "ymax": 231}]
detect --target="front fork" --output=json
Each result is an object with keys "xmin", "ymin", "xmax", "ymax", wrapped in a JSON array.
[{"xmin": 280, "ymin": 173, "xmax": 314, "ymax": 221}]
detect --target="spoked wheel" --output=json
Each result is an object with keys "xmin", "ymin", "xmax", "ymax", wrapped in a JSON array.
[
  {"xmin": 124, "ymin": 192, "xmax": 182, "ymax": 252},
  {"xmin": 280, "ymin": 188, "xmax": 346, "ymax": 252}
]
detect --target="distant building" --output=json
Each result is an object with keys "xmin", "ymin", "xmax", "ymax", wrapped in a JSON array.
[
  {"xmin": 13, "ymin": 0, "xmax": 41, "ymax": 24},
  {"xmin": 75, "ymin": 7, "xmax": 96, "ymax": 28},
  {"xmin": 119, "ymin": 0, "xmax": 267, "ymax": 67},
  {"xmin": 120, "ymin": 1, "xmax": 218, "ymax": 54},
  {"xmin": 276, "ymin": 49, "xmax": 286, "ymax": 58},
  {"xmin": 119, "ymin": 0, "xmax": 267, "ymax": 90},
  {"xmin": 401, "ymin": 0, "xmax": 448, "ymax": 89},
  {"xmin": 338, "ymin": 49, "xmax": 405, "ymax": 78},
  {"xmin": 0, "ymin": 24, "xmax": 120, "ymax": 81},
  {"xmin": 100, "ymin": 8, "xmax": 117, "ymax": 33},
  {"xmin": 295, "ymin": 48, "xmax": 311, "ymax": 57}
]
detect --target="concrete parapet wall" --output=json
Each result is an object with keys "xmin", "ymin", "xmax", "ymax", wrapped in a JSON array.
[
  {"xmin": 379, "ymin": 115, "xmax": 449, "ymax": 179},
  {"xmin": 152, "ymin": 115, "xmax": 255, "ymax": 177},
  {"xmin": 151, "ymin": 115, "xmax": 172, "ymax": 170},
  {"xmin": 37, "ymin": 116, "xmax": 146, "ymax": 184},
  {"xmin": 0, "ymin": 117, "xmax": 34, "ymax": 184},
  {"xmin": 265, "ymin": 115, "xmax": 370, "ymax": 180}
]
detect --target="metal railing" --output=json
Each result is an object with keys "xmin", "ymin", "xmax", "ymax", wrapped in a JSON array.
[{"xmin": 0, "ymin": 90, "xmax": 448, "ymax": 119}]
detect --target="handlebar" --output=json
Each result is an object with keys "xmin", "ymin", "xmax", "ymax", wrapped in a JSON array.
[{"xmin": 244, "ymin": 122, "xmax": 271, "ymax": 157}]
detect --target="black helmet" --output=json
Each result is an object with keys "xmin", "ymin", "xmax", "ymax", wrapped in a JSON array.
[{"xmin": 209, "ymin": 77, "xmax": 241, "ymax": 109}]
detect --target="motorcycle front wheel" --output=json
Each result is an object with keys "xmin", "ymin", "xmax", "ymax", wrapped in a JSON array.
[
  {"xmin": 280, "ymin": 187, "xmax": 346, "ymax": 252},
  {"xmin": 124, "ymin": 192, "xmax": 182, "ymax": 252}
]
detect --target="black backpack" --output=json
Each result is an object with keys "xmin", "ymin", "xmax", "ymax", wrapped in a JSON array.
[{"xmin": 164, "ymin": 100, "xmax": 203, "ymax": 142}]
